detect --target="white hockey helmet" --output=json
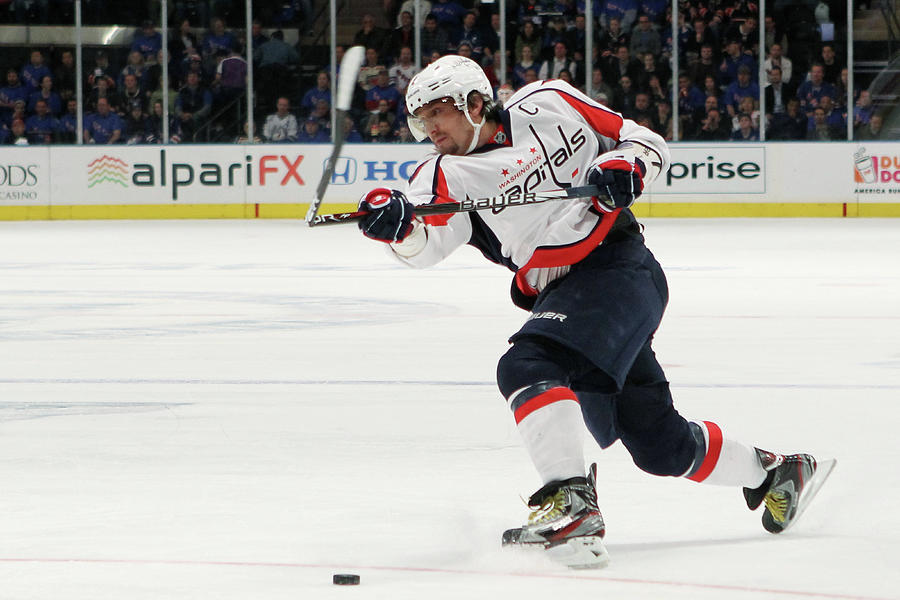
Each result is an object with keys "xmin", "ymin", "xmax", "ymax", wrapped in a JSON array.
[{"xmin": 405, "ymin": 54, "xmax": 493, "ymax": 152}]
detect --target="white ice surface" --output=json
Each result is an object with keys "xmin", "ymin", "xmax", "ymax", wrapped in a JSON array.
[{"xmin": 0, "ymin": 218, "xmax": 898, "ymax": 600}]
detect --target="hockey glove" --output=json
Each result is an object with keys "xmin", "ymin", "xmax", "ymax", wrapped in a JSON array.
[
  {"xmin": 586, "ymin": 152, "xmax": 647, "ymax": 212},
  {"xmin": 358, "ymin": 188, "xmax": 416, "ymax": 243}
]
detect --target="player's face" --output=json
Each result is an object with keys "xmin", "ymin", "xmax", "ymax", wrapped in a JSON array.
[{"xmin": 415, "ymin": 99, "xmax": 473, "ymax": 156}]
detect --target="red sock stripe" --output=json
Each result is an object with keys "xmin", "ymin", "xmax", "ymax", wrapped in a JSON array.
[
  {"xmin": 513, "ymin": 387, "xmax": 578, "ymax": 424},
  {"xmin": 687, "ymin": 421, "xmax": 723, "ymax": 483}
]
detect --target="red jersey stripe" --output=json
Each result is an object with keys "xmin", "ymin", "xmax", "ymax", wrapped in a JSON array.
[
  {"xmin": 513, "ymin": 386, "xmax": 579, "ymax": 424},
  {"xmin": 687, "ymin": 421, "xmax": 724, "ymax": 483},
  {"xmin": 423, "ymin": 163, "xmax": 455, "ymax": 227},
  {"xmin": 554, "ymin": 90, "xmax": 624, "ymax": 140}
]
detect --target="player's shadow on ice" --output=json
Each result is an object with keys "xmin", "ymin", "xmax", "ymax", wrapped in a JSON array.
[{"xmin": 606, "ymin": 531, "xmax": 831, "ymax": 554}]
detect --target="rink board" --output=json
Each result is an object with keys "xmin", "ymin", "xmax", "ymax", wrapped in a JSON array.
[{"xmin": 1, "ymin": 142, "xmax": 898, "ymax": 219}]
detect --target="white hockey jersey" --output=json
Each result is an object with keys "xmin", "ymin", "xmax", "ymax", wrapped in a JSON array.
[{"xmin": 395, "ymin": 79, "xmax": 671, "ymax": 296}]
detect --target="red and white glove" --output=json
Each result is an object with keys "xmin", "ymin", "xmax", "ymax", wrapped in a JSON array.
[
  {"xmin": 357, "ymin": 188, "xmax": 415, "ymax": 243},
  {"xmin": 586, "ymin": 151, "xmax": 647, "ymax": 212}
]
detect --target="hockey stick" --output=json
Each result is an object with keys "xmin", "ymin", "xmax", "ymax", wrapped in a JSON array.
[
  {"xmin": 307, "ymin": 184, "xmax": 607, "ymax": 226},
  {"xmin": 304, "ymin": 45, "xmax": 366, "ymax": 225}
]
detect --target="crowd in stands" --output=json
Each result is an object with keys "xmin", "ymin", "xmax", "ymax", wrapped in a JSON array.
[{"xmin": 0, "ymin": 0, "xmax": 889, "ymax": 145}]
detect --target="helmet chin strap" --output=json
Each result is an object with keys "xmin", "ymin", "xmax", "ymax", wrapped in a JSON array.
[{"xmin": 463, "ymin": 109, "xmax": 485, "ymax": 154}]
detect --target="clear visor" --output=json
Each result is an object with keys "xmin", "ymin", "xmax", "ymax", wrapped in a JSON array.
[{"xmin": 406, "ymin": 115, "xmax": 428, "ymax": 141}]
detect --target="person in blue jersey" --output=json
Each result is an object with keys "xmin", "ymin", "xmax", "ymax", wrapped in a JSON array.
[
  {"xmin": 1, "ymin": 69, "xmax": 29, "ymax": 126},
  {"xmin": 84, "ymin": 97, "xmax": 123, "ymax": 144},
  {"xmin": 24, "ymin": 99, "xmax": 59, "ymax": 144},
  {"xmin": 131, "ymin": 20, "xmax": 163, "ymax": 62},
  {"xmin": 352, "ymin": 55, "xmax": 831, "ymax": 569},
  {"xmin": 27, "ymin": 75, "xmax": 63, "ymax": 117},
  {"xmin": 20, "ymin": 50, "xmax": 52, "ymax": 95}
]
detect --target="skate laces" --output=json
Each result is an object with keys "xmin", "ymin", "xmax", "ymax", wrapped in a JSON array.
[
  {"xmin": 527, "ymin": 489, "xmax": 569, "ymax": 525},
  {"xmin": 763, "ymin": 491, "xmax": 789, "ymax": 523}
]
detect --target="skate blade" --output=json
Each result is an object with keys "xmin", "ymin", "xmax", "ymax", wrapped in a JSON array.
[
  {"xmin": 782, "ymin": 457, "xmax": 837, "ymax": 533},
  {"xmin": 546, "ymin": 536, "xmax": 610, "ymax": 569}
]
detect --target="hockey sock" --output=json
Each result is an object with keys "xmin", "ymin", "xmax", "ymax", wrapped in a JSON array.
[
  {"xmin": 508, "ymin": 382, "xmax": 586, "ymax": 484},
  {"xmin": 684, "ymin": 421, "xmax": 768, "ymax": 488}
]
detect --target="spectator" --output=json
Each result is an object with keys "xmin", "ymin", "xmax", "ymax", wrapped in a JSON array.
[
  {"xmin": 725, "ymin": 15, "xmax": 757, "ymax": 53},
  {"xmin": 646, "ymin": 73, "xmax": 667, "ymax": 106},
  {"xmin": 456, "ymin": 40, "xmax": 474, "ymax": 60},
  {"xmin": 719, "ymin": 39, "xmax": 756, "ymax": 88},
  {"xmin": 365, "ymin": 98, "xmax": 397, "ymax": 138},
  {"xmin": 723, "ymin": 65, "xmax": 759, "ymax": 118},
  {"xmin": 522, "ymin": 67, "xmax": 539, "ymax": 87},
  {"xmin": 86, "ymin": 77, "xmax": 122, "ymax": 114},
  {"xmin": 370, "ymin": 115, "xmax": 398, "ymax": 142},
  {"xmin": 8, "ymin": 119, "xmax": 28, "ymax": 145},
  {"xmin": 170, "ymin": 19, "xmax": 199, "ymax": 65},
  {"xmin": 689, "ymin": 44, "xmax": 719, "ymax": 88},
  {"xmin": 693, "ymin": 106, "xmax": 729, "ymax": 140},
  {"xmin": 458, "ymin": 11, "xmax": 485, "ymax": 61},
  {"xmin": 25, "ymin": 99, "xmax": 59, "ymax": 144},
  {"xmin": 396, "ymin": 0, "xmax": 432, "ymax": 27},
  {"xmin": 354, "ymin": 14, "xmax": 390, "ymax": 59},
  {"xmin": 604, "ymin": 45, "xmax": 642, "ymax": 87},
  {"xmin": 637, "ymin": 52, "xmax": 670, "ymax": 92},
  {"xmin": 806, "ymin": 106, "xmax": 841, "ymax": 140},
  {"xmin": 389, "ymin": 11, "xmax": 416, "ymax": 61},
  {"xmin": 538, "ymin": 42, "xmax": 576, "ymax": 81},
  {"xmin": 342, "ymin": 114, "xmax": 364, "ymax": 142},
  {"xmin": 123, "ymin": 105, "xmax": 151, "ymax": 144},
  {"xmin": 27, "ymin": 75, "xmax": 62, "ymax": 117},
  {"xmin": 421, "ymin": 13, "xmax": 451, "ymax": 56},
  {"xmin": 84, "ymin": 97, "xmax": 123, "ymax": 144},
  {"xmin": 514, "ymin": 20, "xmax": 542, "ymax": 63},
  {"xmin": 685, "ymin": 19, "xmax": 718, "ymax": 61},
  {"xmin": 764, "ymin": 43, "xmax": 792, "ymax": 85},
  {"xmin": 0, "ymin": 69, "xmax": 28, "ymax": 126},
  {"xmin": 120, "ymin": 73, "xmax": 146, "ymax": 116},
  {"xmin": 234, "ymin": 120, "xmax": 262, "ymax": 144},
  {"xmin": 853, "ymin": 89, "xmax": 875, "ymax": 127},
  {"xmin": 58, "ymin": 98, "xmax": 79, "ymax": 143},
  {"xmin": 21, "ymin": 49, "xmax": 52, "ymax": 94},
  {"xmin": 54, "ymin": 49, "xmax": 78, "ymax": 101},
  {"xmin": 677, "ymin": 73, "xmax": 706, "ymax": 117},
  {"xmin": 118, "ymin": 51, "xmax": 149, "ymax": 92},
  {"xmin": 701, "ymin": 75, "xmax": 721, "ymax": 105},
  {"xmin": 213, "ymin": 47, "xmax": 247, "ymax": 104},
  {"xmin": 639, "ymin": 0, "xmax": 668, "ymax": 26},
  {"xmin": 262, "ymin": 96, "xmax": 299, "ymax": 143},
  {"xmin": 764, "ymin": 65, "xmax": 795, "ymax": 116},
  {"xmin": 814, "ymin": 95, "xmax": 845, "ymax": 132},
  {"xmin": 147, "ymin": 100, "xmax": 182, "ymax": 144},
  {"xmin": 202, "ymin": 17, "xmax": 237, "ymax": 69},
  {"xmin": 366, "ymin": 67, "xmax": 401, "ymax": 112},
  {"xmin": 630, "ymin": 15, "xmax": 662, "ymax": 59},
  {"xmin": 542, "ymin": 17, "xmax": 569, "ymax": 57},
  {"xmin": 250, "ymin": 19, "xmax": 269, "ymax": 51},
  {"xmin": 175, "ymin": 71, "xmax": 212, "ymax": 141},
  {"xmin": 597, "ymin": 18, "xmax": 628, "ymax": 57},
  {"xmin": 819, "ymin": 44, "xmax": 842, "ymax": 86},
  {"xmin": 769, "ymin": 97, "xmax": 807, "ymax": 139},
  {"xmin": 86, "ymin": 51, "xmax": 116, "ymax": 90},
  {"xmin": 589, "ymin": 67, "xmax": 615, "ymax": 103},
  {"xmin": 856, "ymin": 113, "xmax": 884, "ymax": 140},
  {"xmin": 149, "ymin": 75, "xmax": 178, "ymax": 116},
  {"xmin": 256, "ymin": 30, "xmax": 299, "ymax": 108},
  {"xmin": 389, "ymin": 46, "xmax": 419, "ymax": 94},
  {"xmin": 600, "ymin": 0, "xmax": 637, "ymax": 33},
  {"xmin": 564, "ymin": 14, "xmax": 589, "ymax": 60},
  {"xmin": 132, "ymin": 20, "xmax": 163, "ymax": 62},
  {"xmin": 731, "ymin": 111, "xmax": 759, "ymax": 140},
  {"xmin": 297, "ymin": 116, "xmax": 329, "ymax": 142},
  {"xmin": 763, "ymin": 15, "xmax": 788, "ymax": 54},
  {"xmin": 483, "ymin": 12, "xmax": 503, "ymax": 58},
  {"xmin": 797, "ymin": 63, "xmax": 836, "ymax": 116},
  {"xmin": 627, "ymin": 91, "xmax": 655, "ymax": 123},
  {"xmin": 0, "ymin": 123, "xmax": 10, "ymax": 146},
  {"xmin": 301, "ymin": 71, "xmax": 332, "ymax": 115},
  {"xmin": 430, "ymin": 0, "xmax": 466, "ymax": 40},
  {"xmin": 654, "ymin": 98, "xmax": 672, "ymax": 139},
  {"xmin": 308, "ymin": 99, "xmax": 332, "ymax": 131},
  {"xmin": 612, "ymin": 74, "xmax": 637, "ymax": 114},
  {"xmin": 358, "ymin": 47, "xmax": 385, "ymax": 92},
  {"xmin": 731, "ymin": 96, "xmax": 759, "ymax": 131}
]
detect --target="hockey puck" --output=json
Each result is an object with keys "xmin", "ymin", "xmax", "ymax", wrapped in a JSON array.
[{"xmin": 332, "ymin": 573, "xmax": 360, "ymax": 585}]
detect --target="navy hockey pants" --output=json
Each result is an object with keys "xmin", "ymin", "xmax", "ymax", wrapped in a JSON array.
[{"xmin": 497, "ymin": 235, "xmax": 698, "ymax": 477}]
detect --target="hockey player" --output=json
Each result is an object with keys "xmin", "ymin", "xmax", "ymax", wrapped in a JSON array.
[{"xmin": 354, "ymin": 55, "xmax": 833, "ymax": 568}]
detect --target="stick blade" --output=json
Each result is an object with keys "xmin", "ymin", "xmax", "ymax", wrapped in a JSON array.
[{"xmin": 336, "ymin": 46, "xmax": 365, "ymax": 111}]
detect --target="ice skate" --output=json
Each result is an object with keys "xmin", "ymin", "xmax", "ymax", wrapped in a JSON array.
[
  {"xmin": 743, "ymin": 450, "xmax": 837, "ymax": 534},
  {"xmin": 502, "ymin": 463, "xmax": 609, "ymax": 569}
]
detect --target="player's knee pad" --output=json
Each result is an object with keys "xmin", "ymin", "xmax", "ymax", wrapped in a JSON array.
[
  {"xmin": 616, "ymin": 381, "xmax": 697, "ymax": 476},
  {"xmin": 496, "ymin": 336, "xmax": 570, "ymax": 399}
]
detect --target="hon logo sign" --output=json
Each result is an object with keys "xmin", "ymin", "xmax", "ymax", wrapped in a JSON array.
[{"xmin": 657, "ymin": 147, "xmax": 765, "ymax": 194}]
